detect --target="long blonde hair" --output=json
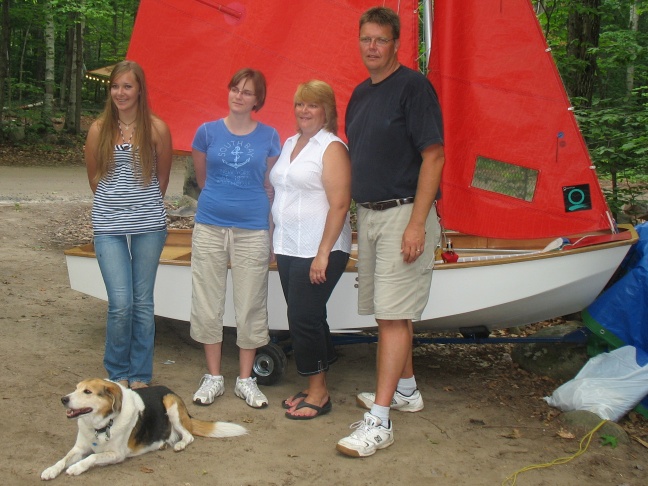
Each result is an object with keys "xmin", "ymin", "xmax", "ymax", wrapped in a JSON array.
[{"xmin": 93, "ymin": 60, "xmax": 156, "ymax": 185}]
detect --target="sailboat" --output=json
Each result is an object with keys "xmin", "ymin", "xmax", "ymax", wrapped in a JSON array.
[{"xmin": 65, "ymin": 0, "xmax": 637, "ymax": 337}]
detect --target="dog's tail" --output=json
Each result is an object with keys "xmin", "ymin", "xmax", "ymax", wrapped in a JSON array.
[{"xmin": 191, "ymin": 419, "xmax": 248, "ymax": 438}]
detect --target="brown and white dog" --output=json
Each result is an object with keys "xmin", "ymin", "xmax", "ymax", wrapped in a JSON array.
[{"xmin": 41, "ymin": 378, "xmax": 247, "ymax": 480}]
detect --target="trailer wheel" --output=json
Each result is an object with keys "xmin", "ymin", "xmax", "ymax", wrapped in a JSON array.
[{"xmin": 252, "ymin": 343, "xmax": 286, "ymax": 386}]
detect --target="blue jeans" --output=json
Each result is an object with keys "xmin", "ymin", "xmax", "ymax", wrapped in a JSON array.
[{"xmin": 94, "ymin": 230, "xmax": 167, "ymax": 384}]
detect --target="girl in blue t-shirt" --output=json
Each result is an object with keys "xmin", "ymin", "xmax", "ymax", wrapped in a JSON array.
[{"xmin": 189, "ymin": 68, "xmax": 281, "ymax": 409}]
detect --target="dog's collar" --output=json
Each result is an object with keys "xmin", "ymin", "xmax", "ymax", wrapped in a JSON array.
[{"xmin": 94, "ymin": 419, "xmax": 113, "ymax": 441}]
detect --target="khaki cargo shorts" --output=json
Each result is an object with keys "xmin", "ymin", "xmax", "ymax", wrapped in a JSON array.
[{"xmin": 356, "ymin": 203, "xmax": 440, "ymax": 321}]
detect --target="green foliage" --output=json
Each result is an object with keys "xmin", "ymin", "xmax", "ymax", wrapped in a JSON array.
[
  {"xmin": 538, "ymin": 0, "xmax": 648, "ymax": 98},
  {"xmin": 576, "ymin": 87, "xmax": 648, "ymax": 218},
  {"xmin": 83, "ymin": 0, "xmax": 139, "ymax": 68},
  {"xmin": 599, "ymin": 434, "xmax": 619, "ymax": 448},
  {"xmin": 0, "ymin": 0, "xmax": 139, "ymax": 143},
  {"xmin": 12, "ymin": 81, "xmax": 43, "ymax": 98},
  {"xmin": 2, "ymin": 105, "xmax": 67, "ymax": 142},
  {"xmin": 2, "ymin": 0, "xmax": 138, "ymax": 115}
]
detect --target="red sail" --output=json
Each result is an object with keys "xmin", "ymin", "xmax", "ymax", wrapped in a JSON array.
[
  {"xmin": 127, "ymin": 0, "xmax": 419, "ymax": 151},
  {"xmin": 429, "ymin": 0, "xmax": 613, "ymax": 239}
]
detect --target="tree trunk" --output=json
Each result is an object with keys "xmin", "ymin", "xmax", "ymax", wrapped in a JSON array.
[
  {"xmin": 64, "ymin": 20, "xmax": 77, "ymax": 132},
  {"xmin": 112, "ymin": 0, "xmax": 119, "ymax": 57},
  {"xmin": 60, "ymin": 19, "xmax": 74, "ymax": 111},
  {"xmin": 42, "ymin": 0, "xmax": 55, "ymax": 132},
  {"xmin": 63, "ymin": 8, "xmax": 84, "ymax": 135},
  {"xmin": 18, "ymin": 23, "xmax": 32, "ymax": 104},
  {"xmin": 0, "ymin": 0, "xmax": 10, "ymax": 141},
  {"xmin": 566, "ymin": 0, "xmax": 601, "ymax": 106},
  {"xmin": 535, "ymin": 0, "xmax": 559, "ymax": 39},
  {"xmin": 626, "ymin": 0, "xmax": 639, "ymax": 94},
  {"xmin": 74, "ymin": 17, "xmax": 83, "ymax": 132}
]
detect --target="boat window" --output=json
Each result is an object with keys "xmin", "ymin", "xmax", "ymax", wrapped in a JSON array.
[{"xmin": 471, "ymin": 156, "xmax": 538, "ymax": 202}]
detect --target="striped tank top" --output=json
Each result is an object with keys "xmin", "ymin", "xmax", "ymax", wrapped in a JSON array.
[{"xmin": 91, "ymin": 144, "xmax": 167, "ymax": 235}]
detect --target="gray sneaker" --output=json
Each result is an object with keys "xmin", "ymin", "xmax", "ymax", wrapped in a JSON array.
[
  {"xmin": 336, "ymin": 412, "xmax": 394, "ymax": 457},
  {"xmin": 234, "ymin": 377, "xmax": 268, "ymax": 408},
  {"xmin": 192, "ymin": 374, "xmax": 224, "ymax": 406},
  {"xmin": 356, "ymin": 389, "xmax": 424, "ymax": 412}
]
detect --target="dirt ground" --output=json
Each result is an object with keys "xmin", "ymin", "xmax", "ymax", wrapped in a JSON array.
[{"xmin": 1, "ymin": 160, "xmax": 647, "ymax": 486}]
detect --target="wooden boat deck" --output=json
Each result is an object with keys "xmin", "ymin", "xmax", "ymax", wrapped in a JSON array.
[{"xmin": 64, "ymin": 226, "xmax": 638, "ymax": 271}]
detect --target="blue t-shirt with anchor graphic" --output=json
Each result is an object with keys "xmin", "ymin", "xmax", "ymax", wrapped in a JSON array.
[{"xmin": 192, "ymin": 119, "xmax": 281, "ymax": 230}]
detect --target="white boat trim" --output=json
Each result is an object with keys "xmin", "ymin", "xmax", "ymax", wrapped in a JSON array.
[{"xmin": 64, "ymin": 225, "xmax": 638, "ymax": 334}]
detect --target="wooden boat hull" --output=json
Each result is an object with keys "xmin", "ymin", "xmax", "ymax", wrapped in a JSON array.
[{"xmin": 64, "ymin": 225, "xmax": 638, "ymax": 333}]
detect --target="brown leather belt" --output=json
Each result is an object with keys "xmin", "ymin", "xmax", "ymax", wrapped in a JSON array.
[{"xmin": 359, "ymin": 197, "xmax": 414, "ymax": 211}]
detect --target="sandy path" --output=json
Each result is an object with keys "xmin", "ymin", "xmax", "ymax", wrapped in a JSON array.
[{"xmin": 0, "ymin": 162, "xmax": 186, "ymax": 204}]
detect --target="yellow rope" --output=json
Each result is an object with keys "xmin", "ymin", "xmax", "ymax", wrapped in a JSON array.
[{"xmin": 502, "ymin": 419, "xmax": 609, "ymax": 486}]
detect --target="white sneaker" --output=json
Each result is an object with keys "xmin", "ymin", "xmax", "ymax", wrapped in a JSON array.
[
  {"xmin": 234, "ymin": 377, "xmax": 268, "ymax": 408},
  {"xmin": 192, "ymin": 374, "xmax": 224, "ymax": 406},
  {"xmin": 356, "ymin": 389, "xmax": 424, "ymax": 413},
  {"xmin": 336, "ymin": 412, "xmax": 394, "ymax": 457}
]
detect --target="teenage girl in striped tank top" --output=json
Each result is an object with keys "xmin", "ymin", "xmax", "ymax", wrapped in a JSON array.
[{"xmin": 84, "ymin": 60, "xmax": 172, "ymax": 390}]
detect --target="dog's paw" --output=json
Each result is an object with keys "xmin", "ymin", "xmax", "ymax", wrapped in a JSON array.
[
  {"xmin": 173, "ymin": 440, "xmax": 188, "ymax": 451},
  {"xmin": 173, "ymin": 436, "xmax": 194, "ymax": 451},
  {"xmin": 41, "ymin": 465, "xmax": 63, "ymax": 481},
  {"xmin": 65, "ymin": 463, "xmax": 88, "ymax": 476}
]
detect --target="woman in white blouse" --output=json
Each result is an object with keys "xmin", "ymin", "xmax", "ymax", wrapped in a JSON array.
[{"xmin": 270, "ymin": 80, "xmax": 352, "ymax": 420}]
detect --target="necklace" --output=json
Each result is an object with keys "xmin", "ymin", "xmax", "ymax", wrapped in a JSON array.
[
  {"xmin": 118, "ymin": 120, "xmax": 134, "ymax": 145},
  {"xmin": 118, "ymin": 118, "xmax": 135, "ymax": 129}
]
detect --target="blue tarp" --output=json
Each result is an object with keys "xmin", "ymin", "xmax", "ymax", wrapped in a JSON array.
[{"xmin": 584, "ymin": 222, "xmax": 648, "ymax": 415}]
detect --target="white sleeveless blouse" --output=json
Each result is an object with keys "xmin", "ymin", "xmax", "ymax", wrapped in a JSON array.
[{"xmin": 270, "ymin": 129, "xmax": 352, "ymax": 257}]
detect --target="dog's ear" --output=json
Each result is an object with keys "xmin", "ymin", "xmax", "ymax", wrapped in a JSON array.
[{"xmin": 104, "ymin": 381, "xmax": 123, "ymax": 414}]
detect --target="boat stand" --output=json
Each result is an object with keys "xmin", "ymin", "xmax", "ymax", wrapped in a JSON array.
[
  {"xmin": 252, "ymin": 327, "xmax": 591, "ymax": 386},
  {"xmin": 331, "ymin": 326, "xmax": 591, "ymax": 346}
]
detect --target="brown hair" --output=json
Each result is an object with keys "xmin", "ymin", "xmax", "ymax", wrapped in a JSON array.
[
  {"xmin": 94, "ymin": 60, "xmax": 156, "ymax": 185},
  {"xmin": 228, "ymin": 68, "xmax": 268, "ymax": 112},
  {"xmin": 359, "ymin": 6, "xmax": 400, "ymax": 40},
  {"xmin": 294, "ymin": 80, "xmax": 338, "ymax": 135}
]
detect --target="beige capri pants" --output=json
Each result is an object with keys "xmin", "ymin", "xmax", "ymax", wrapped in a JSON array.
[{"xmin": 189, "ymin": 222, "xmax": 271, "ymax": 349}]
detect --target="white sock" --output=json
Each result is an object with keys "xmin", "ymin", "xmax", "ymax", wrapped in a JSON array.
[
  {"xmin": 370, "ymin": 404, "xmax": 390, "ymax": 425},
  {"xmin": 397, "ymin": 376, "xmax": 417, "ymax": 396}
]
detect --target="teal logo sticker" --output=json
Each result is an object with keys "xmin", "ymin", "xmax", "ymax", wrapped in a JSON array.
[{"xmin": 563, "ymin": 185, "xmax": 591, "ymax": 212}]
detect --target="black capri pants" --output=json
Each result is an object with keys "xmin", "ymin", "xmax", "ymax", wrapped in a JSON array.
[{"xmin": 275, "ymin": 250, "xmax": 349, "ymax": 375}]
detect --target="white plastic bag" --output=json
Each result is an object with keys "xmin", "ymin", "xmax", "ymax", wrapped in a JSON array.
[{"xmin": 544, "ymin": 345, "xmax": 648, "ymax": 421}]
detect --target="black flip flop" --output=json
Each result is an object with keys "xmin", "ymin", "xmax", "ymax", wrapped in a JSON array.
[
  {"xmin": 282, "ymin": 391, "xmax": 308, "ymax": 409},
  {"xmin": 285, "ymin": 398, "xmax": 332, "ymax": 420}
]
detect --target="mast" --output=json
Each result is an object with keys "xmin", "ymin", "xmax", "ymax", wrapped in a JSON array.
[{"xmin": 423, "ymin": 0, "xmax": 433, "ymax": 69}]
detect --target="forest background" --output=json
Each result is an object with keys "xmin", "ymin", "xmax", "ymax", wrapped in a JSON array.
[{"xmin": 0, "ymin": 0, "xmax": 647, "ymax": 218}]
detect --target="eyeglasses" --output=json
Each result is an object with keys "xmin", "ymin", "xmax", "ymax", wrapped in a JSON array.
[
  {"xmin": 230, "ymin": 86, "xmax": 256, "ymax": 98},
  {"xmin": 359, "ymin": 36, "xmax": 394, "ymax": 47}
]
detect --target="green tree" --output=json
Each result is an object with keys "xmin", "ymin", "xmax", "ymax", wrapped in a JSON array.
[{"xmin": 0, "ymin": 0, "xmax": 138, "ymax": 138}]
